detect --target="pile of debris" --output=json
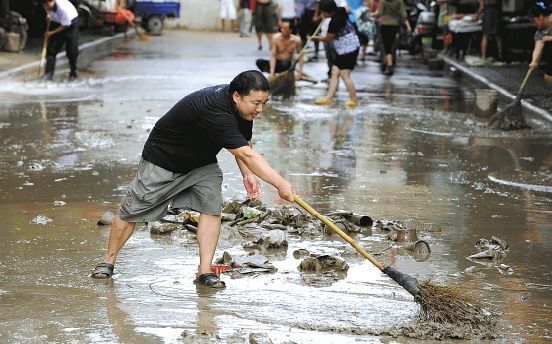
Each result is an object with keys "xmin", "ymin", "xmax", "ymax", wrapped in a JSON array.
[{"xmin": 97, "ymin": 200, "xmax": 442, "ymax": 281}]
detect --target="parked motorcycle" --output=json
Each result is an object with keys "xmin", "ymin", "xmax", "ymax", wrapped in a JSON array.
[{"xmin": 409, "ymin": 1, "xmax": 437, "ymax": 57}]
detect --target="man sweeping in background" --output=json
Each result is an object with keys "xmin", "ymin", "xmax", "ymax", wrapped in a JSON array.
[
  {"xmin": 41, "ymin": 0, "xmax": 79, "ymax": 81},
  {"xmin": 256, "ymin": 20, "xmax": 304, "ymax": 80}
]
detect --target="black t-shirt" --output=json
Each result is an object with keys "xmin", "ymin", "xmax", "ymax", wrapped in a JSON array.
[{"xmin": 142, "ymin": 85, "xmax": 252, "ymax": 174}]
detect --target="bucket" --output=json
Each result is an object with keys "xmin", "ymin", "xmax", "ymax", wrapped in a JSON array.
[
  {"xmin": 403, "ymin": 240, "xmax": 431, "ymax": 262},
  {"xmin": 3, "ymin": 32, "xmax": 20, "ymax": 52},
  {"xmin": 474, "ymin": 89, "xmax": 498, "ymax": 118}
]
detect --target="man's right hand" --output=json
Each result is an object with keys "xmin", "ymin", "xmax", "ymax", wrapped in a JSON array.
[
  {"xmin": 529, "ymin": 61, "xmax": 538, "ymax": 70},
  {"xmin": 276, "ymin": 180, "xmax": 295, "ymax": 202}
]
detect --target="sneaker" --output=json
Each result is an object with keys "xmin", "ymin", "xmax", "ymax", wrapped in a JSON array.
[
  {"xmin": 380, "ymin": 62, "xmax": 386, "ymax": 73},
  {"xmin": 69, "ymin": 71, "xmax": 78, "ymax": 81},
  {"xmin": 345, "ymin": 99, "xmax": 357, "ymax": 108},
  {"xmin": 315, "ymin": 97, "xmax": 332, "ymax": 105}
]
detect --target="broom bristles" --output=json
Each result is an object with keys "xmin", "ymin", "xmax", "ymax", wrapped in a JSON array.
[
  {"xmin": 488, "ymin": 101, "xmax": 528, "ymax": 130},
  {"xmin": 417, "ymin": 281, "xmax": 494, "ymax": 328},
  {"xmin": 269, "ymin": 71, "xmax": 296, "ymax": 99}
]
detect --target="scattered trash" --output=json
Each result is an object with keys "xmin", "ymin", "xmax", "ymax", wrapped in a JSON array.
[
  {"xmin": 97, "ymin": 211, "xmax": 114, "ymax": 225},
  {"xmin": 375, "ymin": 220, "xmax": 408, "ymax": 241},
  {"xmin": 148, "ymin": 221, "xmax": 179, "ymax": 235},
  {"xmin": 292, "ymin": 248, "xmax": 310, "ymax": 259},
  {"xmin": 214, "ymin": 251, "xmax": 277, "ymax": 277},
  {"xmin": 262, "ymin": 230, "xmax": 287, "ymax": 249},
  {"xmin": 496, "ymin": 264, "xmax": 513, "ymax": 275},
  {"xmin": 30, "ymin": 215, "xmax": 52, "ymax": 225},
  {"xmin": 211, "ymin": 264, "xmax": 232, "ymax": 277},
  {"xmin": 249, "ymin": 332, "xmax": 273, "ymax": 344},
  {"xmin": 298, "ymin": 255, "xmax": 349, "ymax": 272},
  {"xmin": 468, "ymin": 236, "xmax": 509, "ymax": 260},
  {"xmin": 53, "ymin": 200, "xmax": 66, "ymax": 206}
]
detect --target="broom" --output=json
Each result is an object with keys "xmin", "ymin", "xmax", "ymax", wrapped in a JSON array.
[
  {"xmin": 270, "ymin": 20, "xmax": 324, "ymax": 98},
  {"xmin": 119, "ymin": 8, "xmax": 150, "ymax": 41},
  {"xmin": 38, "ymin": 20, "xmax": 50, "ymax": 79},
  {"xmin": 488, "ymin": 48, "xmax": 543, "ymax": 131},
  {"xmin": 294, "ymin": 195, "xmax": 494, "ymax": 326}
]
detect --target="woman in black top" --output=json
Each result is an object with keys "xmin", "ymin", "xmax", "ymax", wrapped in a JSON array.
[{"xmin": 312, "ymin": 0, "xmax": 360, "ymax": 107}]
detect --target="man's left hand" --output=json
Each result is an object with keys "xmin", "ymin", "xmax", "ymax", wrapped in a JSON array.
[{"xmin": 243, "ymin": 173, "xmax": 262, "ymax": 200}]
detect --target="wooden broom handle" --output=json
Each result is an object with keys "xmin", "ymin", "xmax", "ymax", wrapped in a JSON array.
[
  {"xmin": 517, "ymin": 45, "xmax": 544, "ymax": 100},
  {"xmin": 293, "ymin": 194, "xmax": 386, "ymax": 271}
]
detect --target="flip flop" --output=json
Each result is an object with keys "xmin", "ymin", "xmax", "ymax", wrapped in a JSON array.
[
  {"xmin": 193, "ymin": 273, "xmax": 226, "ymax": 288},
  {"xmin": 91, "ymin": 262, "xmax": 114, "ymax": 279}
]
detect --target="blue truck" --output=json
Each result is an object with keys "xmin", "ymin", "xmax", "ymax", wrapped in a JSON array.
[{"xmin": 128, "ymin": 0, "xmax": 180, "ymax": 35}]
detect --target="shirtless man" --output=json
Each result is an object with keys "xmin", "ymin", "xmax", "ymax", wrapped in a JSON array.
[{"xmin": 255, "ymin": 20, "xmax": 304, "ymax": 79}]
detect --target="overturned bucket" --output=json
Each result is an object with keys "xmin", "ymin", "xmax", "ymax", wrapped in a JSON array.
[
  {"xmin": 474, "ymin": 88, "xmax": 498, "ymax": 118},
  {"xmin": 403, "ymin": 240, "xmax": 431, "ymax": 262}
]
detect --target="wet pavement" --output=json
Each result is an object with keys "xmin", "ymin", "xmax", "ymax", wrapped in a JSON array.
[{"xmin": 1, "ymin": 30, "xmax": 551, "ymax": 343}]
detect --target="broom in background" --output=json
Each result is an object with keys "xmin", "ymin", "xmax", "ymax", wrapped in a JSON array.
[
  {"xmin": 488, "ymin": 47, "xmax": 543, "ymax": 130},
  {"xmin": 270, "ymin": 20, "xmax": 324, "ymax": 98},
  {"xmin": 118, "ymin": 8, "xmax": 150, "ymax": 41}
]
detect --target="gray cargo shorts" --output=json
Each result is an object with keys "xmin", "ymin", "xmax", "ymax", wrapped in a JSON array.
[{"xmin": 119, "ymin": 159, "xmax": 223, "ymax": 222}]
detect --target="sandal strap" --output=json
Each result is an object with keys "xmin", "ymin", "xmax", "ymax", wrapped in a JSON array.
[
  {"xmin": 194, "ymin": 273, "xmax": 226, "ymax": 288},
  {"xmin": 91, "ymin": 262, "xmax": 114, "ymax": 278}
]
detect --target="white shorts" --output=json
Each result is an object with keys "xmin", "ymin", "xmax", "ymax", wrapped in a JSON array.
[{"xmin": 220, "ymin": 0, "xmax": 237, "ymax": 20}]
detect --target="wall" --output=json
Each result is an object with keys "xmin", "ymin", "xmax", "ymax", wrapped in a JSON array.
[{"xmin": 169, "ymin": 0, "xmax": 235, "ymax": 31}]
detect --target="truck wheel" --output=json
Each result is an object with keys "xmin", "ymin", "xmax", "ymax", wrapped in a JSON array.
[{"xmin": 147, "ymin": 15, "xmax": 163, "ymax": 35}]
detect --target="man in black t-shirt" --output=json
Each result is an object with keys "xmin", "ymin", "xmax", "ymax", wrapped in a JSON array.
[{"xmin": 91, "ymin": 70, "xmax": 295, "ymax": 288}]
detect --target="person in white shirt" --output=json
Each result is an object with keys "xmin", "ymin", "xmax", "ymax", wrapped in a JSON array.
[
  {"xmin": 220, "ymin": 0, "xmax": 238, "ymax": 32},
  {"xmin": 277, "ymin": 0, "xmax": 297, "ymax": 25},
  {"xmin": 40, "ymin": 0, "xmax": 79, "ymax": 81}
]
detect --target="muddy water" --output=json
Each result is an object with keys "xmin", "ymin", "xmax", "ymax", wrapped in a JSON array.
[{"xmin": 1, "ymin": 31, "xmax": 551, "ymax": 343}]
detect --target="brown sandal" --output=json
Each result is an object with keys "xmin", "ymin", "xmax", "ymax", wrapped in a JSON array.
[
  {"xmin": 91, "ymin": 262, "xmax": 114, "ymax": 279},
  {"xmin": 193, "ymin": 273, "xmax": 226, "ymax": 288}
]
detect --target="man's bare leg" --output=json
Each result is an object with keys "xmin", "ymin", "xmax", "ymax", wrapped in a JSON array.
[
  {"xmin": 256, "ymin": 31, "xmax": 263, "ymax": 49},
  {"xmin": 266, "ymin": 33, "xmax": 273, "ymax": 50},
  {"xmin": 196, "ymin": 213, "xmax": 222, "ymax": 275},
  {"xmin": 481, "ymin": 35, "xmax": 488, "ymax": 59},
  {"xmin": 103, "ymin": 216, "xmax": 137, "ymax": 265},
  {"xmin": 92, "ymin": 215, "xmax": 136, "ymax": 278}
]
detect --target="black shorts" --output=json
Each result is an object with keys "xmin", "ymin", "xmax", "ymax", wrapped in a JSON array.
[
  {"xmin": 358, "ymin": 32, "xmax": 369, "ymax": 45},
  {"xmin": 256, "ymin": 59, "xmax": 292, "ymax": 73},
  {"xmin": 482, "ymin": 6, "xmax": 501, "ymax": 36},
  {"xmin": 380, "ymin": 25, "xmax": 399, "ymax": 55},
  {"xmin": 334, "ymin": 49, "xmax": 359, "ymax": 70}
]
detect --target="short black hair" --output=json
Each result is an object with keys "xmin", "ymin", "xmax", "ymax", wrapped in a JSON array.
[
  {"xmin": 529, "ymin": 1, "xmax": 551, "ymax": 17},
  {"xmin": 39, "ymin": 0, "xmax": 54, "ymax": 4},
  {"xmin": 229, "ymin": 70, "xmax": 270, "ymax": 96},
  {"xmin": 319, "ymin": 0, "xmax": 338, "ymax": 14}
]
